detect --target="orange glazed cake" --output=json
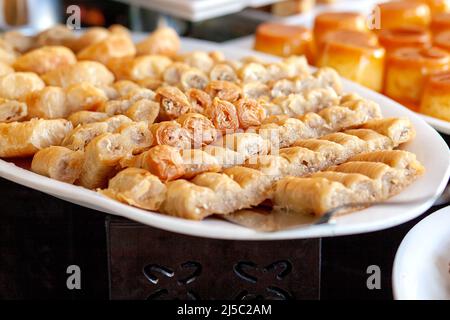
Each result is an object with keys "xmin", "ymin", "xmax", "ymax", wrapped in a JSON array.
[
  {"xmin": 420, "ymin": 71, "xmax": 450, "ymax": 121},
  {"xmin": 316, "ymin": 30, "xmax": 385, "ymax": 92},
  {"xmin": 313, "ymin": 12, "xmax": 367, "ymax": 47},
  {"xmin": 384, "ymin": 46, "xmax": 450, "ymax": 110},
  {"xmin": 254, "ymin": 23, "xmax": 314, "ymax": 61},
  {"xmin": 417, "ymin": 0, "xmax": 450, "ymax": 14},
  {"xmin": 378, "ymin": 26, "xmax": 431, "ymax": 54},
  {"xmin": 378, "ymin": 1, "xmax": 431, "ymax": 31},
  {"xmin": 434, "ymin": 30, "xmax": 450, "ymax": 52},
  {"xmin": 431, "ymin": 12, "xmax": 450, "ymax": 34}
]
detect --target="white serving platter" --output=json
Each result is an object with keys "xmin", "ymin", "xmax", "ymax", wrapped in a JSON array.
[
  {"xmin": 0, "ymin": 37, "xmax": 449, "ymax": 240},
  {"xmin": 224, "ymin": 0, "xmax": 450, "ymax": 134},
  {"xmin": 393, "ymin": 205, "xmax": 450, "ymax": 300}
]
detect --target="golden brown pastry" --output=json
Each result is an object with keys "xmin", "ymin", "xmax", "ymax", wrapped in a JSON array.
[
  {"xmin": 0, "ymin": 119, "xmax": 72, "ymax": 158},
  {"xmin": 65, "ymin": 82, "xmax": 108, "ymax": 113},
  {"xmin": 68, "ymin": 111, "xmax": 109, "ymax": 127},
  {"xmin": 77, "ymin": 34, "xmax": 136, "ymax": 65},
  {"xmin": 163, "ymin": 62, "xmax": 191, "ymax": 85},
  {"xmin": 242, "ymin": 82, "xmax": 271, "ymax": 101},
  {"xmin": 117, "ymin": 121, "xmax": 153, "ymax": 155},
  {"xmin": 149, "ymin": 121, "xmax": 192, "ymax": 149},
  {"xmin": 204, "ymin": 97, "xmax": 239, "ymax": 134},
  {"xmin": 41, "ymin": 61, "xmax": 115, "ymax": 88},
  {"xmin": 108, "ymin": 54, "xmax": 172, "ymax": 81},
  {"xmin": 25, "ymin": 86, "xmax": 67, "ymax": 119},
  {"xmin": 0, "ymin": 98, "xmax": 27, "ymax": 123},
  {"xmin": 238, "ymin": 62, "xmax": 269, "ymax": 84},
  {"xmin": 180, "ymin": 149, "xmax": 221, "ymax": 179},
  {"xmin": 78, "ymin": 133, "xmax": 129, "ymax": 189},
  {"xmin": 13, "ymin": 46, "xmax": 77, "ymax": 75},
  {"xmin": 176, "ymin": 113, "xmax": 217, "ymax": 147},
  {"xmin": 202, "ymin": 145, "xmax": 245, "ymax": 168},
  {"xmin": 210, "ymin": 63, "xmax": 238, "ymax": 82},
  {"xmin": 31, "ymin": 146, "xmax": 84, "ymax": 184},
  {"xmin": 420, "ymin": 71, "xmax": 450, "ymax": 121},
  {"xmin": 1, "ymin": 30, "xmax": 33, "ymax": 53},
  {"xmin": 186, "ymin": 88, "xmax": 212, "ymax": 114},
  {"xmin": 0, "ymin": 61, "xmax": 13, "ymax": 77},
  {"xmin": 34, "ymin": 25, "xmax": 76, "ymax": 48},
  {"xmin": 112, "ymin": 80, "xmax": 141, "ymax": 98},
  {"xmin": 125, "ymin": 99, "xmax": 160, "ymax": 123},
  {"xmin": 205, "ymin": 80, "xmax": 242, "ymax": 103},
  {"xmin": 181, "ymin": 51, "xmax": 215, "ymax": 73},
  {"xmin": 212, "ymin": 132, "xmax": 269, "ymax": 160},
  {"xmin": 0, "ymin": 72, "xmax": 45, "ymax": 100},
  {"xmin": 155, "ymin": 86, "xmax": 191, "ymax": 120},
  {"xmin": 136, "ymin": 27, "xmax": 180, "ymax": 57},
  {"xmin": 434, "ymin": 30, "xmax": 450, "ymax": 52},
  {"xmin": 62, "ymin": 122, "xmax": 109, "ymax": 151},
  {"xmin": 180, "ymin": 68, "xmax": 209, "ymax": 91},
  {"xmin": 100, "ymin": 167, "xmax": 167, "ymax": 211},
  {"xmin": 234, "ymin": 98, "xmax": 266, "ymax": 129},
  {"xmin": 122, "ymin": 145, "xmax": 185, "ymax": 182},
  {"xmin": 417, "ymin": 0, "xmax": 450, "ymax": 14},
  {"xmin": 378, "ymin": 1, "xmax": 431, "ymax": 30},
  {"xmin": 102, "ymin": 115, "xmax": 133, "ymax": 132}
]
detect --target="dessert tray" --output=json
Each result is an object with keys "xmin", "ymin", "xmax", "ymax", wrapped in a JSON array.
[{"xmin": 0, "ymin": 27, "xmax": 448, "ymax": 240}]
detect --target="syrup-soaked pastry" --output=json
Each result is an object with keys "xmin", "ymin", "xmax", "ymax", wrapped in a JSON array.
[
  {"xmin": 254, "ymin": 23, "xmax": 314, "ymax": 62},
  {"xmin": 420, "ymin": 71, "xmax": 450, "ymax": 121},
  {"xmin": 317, "ymin": 30, "xmax": 385, "ymax": 92},
  {"xmin": 107, "ymin": 54, "xmax": 172, "ymax": 81},
  {"xmin": 210, "ymin": 63, "xmax": 238, "ymax": 82},
  {"xmin": 77, "ymin": 34, "xmax": 136, "ymax": 65},
  {"xmin": 186, "ymin": 88, "xmax": 212, "ymax": 114},
  {"xmin": 62, "ymin": 122, "xmax": 109, "ymax": 151},
  {"xmin": 149, "ymin": 121, "xmax": 192, "ymax": 149},
  {"xmin": 360, "ymin": 118, "xmax": 416, "ymax": 144},
  {"xmin": 1, "ymin": 30, "xmax": 34, "ymax": 53},
  {"xmin": 180, "ymin": 68, "xmax": 209, "ymax": 91},
  {"xmin": 117, "ymin": 121, "xmax": 153, "ymax": 155},
  {"xmin": 155, "ymin": 86, "xmax": 191, "ymax": 120},
  {"xmin": 272, "ymin": 150, "xmax": 424, "ymax": 216},
  {"xmin": 69, "ymin": 27, "xmax": 110, "ymax": 53},
  {"xmin": 378, "ymin": 1, "xmax": 431, "ymax": 30},
  {"xmin": 0, "ymin": 119, "xmax": 72, "ymax": 158},
  {"xmin": 34, "ymin": 25, "xmax": 76, "ymax": 48},
  {"xmin": 100, "ymin": 167, "xmax": 167, "ymax": 211},
  {"xmin": 176, "ymin": 113, "xmax": 217, "ymax": 147},
  {"xmin": 102, "ymin": 115, "xmax": 133, "ymax": 132},
  {"xmin": 378, "ymin": 26, "xmax": 431, "ymax": 54},
  {"xmin": 25, "ymin": 86, "xmax": 67, "ymax": 119},
  {"xmin": 31, "ymin": 146, "xmax": 84, "ymax": 184},
  {"xmin": 0, "ymin": 61, "xmax": 13, "ymax": 77},
  {"xmin": 78, "ymin": 133, "xmax": 129, "ymax": 189},
  {"xmin": 181, "ymin": 51, "xmax": 215, "ymax": 73},
  {"xmin": 41, "ymin": 61, "xmax": 115, "ymax": 88},
  {"xmin": 180, "ymin": 149, "xmax": 221, "ymax": 179},
  {"xmin": 204, "ymin": 97, "xmax": 240, "ymax": 134},
  {"xmin": 242, "ymin": 82, "xmax": 271, "ymax": 101},
  {"xmin": 121, "ymin": 145, "xmax": 185, "ymax": 182},
  {"xmin": 238, "ymin": 62, "xmax": 268, "ymax": 83},
  {"xmin": 65, "ymin": 82, "xmax": 108, "ymax": 113},
  {"xmin": 125, "ymin": 99, "xmax": 160, "ymax": 123},
  {"xmin": 205, "ymin": 80, "xmax": 242, "ymax": 103},
  {"xmin": 234, "ymin": 98, "xmax": 266, "ymax": 129},
  {"xmin": 163, "ymin": 62, "xmax": 191, "ymax": 85},
  {"xmin": 213, "ymin": 132, "xmax": 270, "ymax": 160},
  {"xmin": 99, "ymin": 88, "xmax": 155, "ymax": 116},
  {"xmin": 313, "ymin": 11, "xmax": 367, "ymax": 48},
  {"xmin": 0, "ymin": 98, "xmax": 27, "ymax": 123},
  {"xmin": 0, "ymin": 72, "xmax": 45, "ymax": 100},
  {"xmin": 13, "ymin": 46, "xmax": 77, "ymax": 75},
  {"xmin": 202, "ymin": 145, "xmax": 245, "ymax": 168},
  {"xmin": 136, "ymin": 26, "xmax": 180, "ymax": 57},
  {"xmin": 112, "ymin": 80, "xmax": 141, "ymax": 98},
  {"xmin": 68, "ymin": 111, "xmax": 109, "ymax": 127},
  {"xmin": 385, "ymin": 47, "xmax": 450, "ymax": 110}
]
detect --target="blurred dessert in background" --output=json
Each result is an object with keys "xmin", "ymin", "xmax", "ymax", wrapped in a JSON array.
[{"xmin": 420, "ymin": 71, "xmax": 450, "ymax": 121}]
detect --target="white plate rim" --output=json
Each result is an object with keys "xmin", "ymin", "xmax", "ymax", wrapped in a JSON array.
[
  {"xmin": 392, "ymin": 205, "xmax": 450, "ymax": 300},
  {"xmin": 0, "ymin": 37, "xmax": 449, "ymax": 241}
]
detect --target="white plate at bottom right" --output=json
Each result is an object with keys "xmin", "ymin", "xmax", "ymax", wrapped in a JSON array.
[{"xmin": 393, "ymin": 206, "xmax": 450, "ymax": 300}]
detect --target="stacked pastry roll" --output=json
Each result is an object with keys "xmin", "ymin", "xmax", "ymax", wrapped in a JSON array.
[{"xmin": 0, "ymin": 24, "xmax": 425, "ymax": 228}]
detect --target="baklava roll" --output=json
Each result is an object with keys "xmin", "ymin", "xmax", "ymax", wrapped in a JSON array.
[
  {"xmin": 103, "ymin": 115, "xmax": 133, "ymax": 132},
  {"xmin": 62, "ymin": 122, "xmax": 109, "ymax": 151},
  {"xmin": 68, "ymin": 27, "xmax": 110, "ymax": 53},
  {"xmin": 125, "ymin": 99, "xmax": 160, "ymax": 124},
  {"xmin": 179, "ymin": 68, "xmax": 209, "ymax": 91},
  {"xmin": 0, "ymin": 98, "xmax": 27, "ymax": 123},
  {"xmin": 78, "ymin": 133, "xmax": 128, "ymax": 189},
  {"xmin": 155, "ymin": 86, "xmax": 191, "ymax": 120},
  {"xmin": 181, "ymin": 149, "xmax": 221, "ymax": 179},
  {"xmin": 0, "ymin": 72, "xmax": 45, "ymax": 100},
  {"xmin": 186, "ymin": 88, "xmax": 212, "ymax": 114},
  {"xmin": 360, "ymin": 118, "xmax": 416, "ymax": 145},
  {"xmin": 100, "ymin": 167, "xmax": 167, "ymax": 211},
  {"xmin": 136, "ymin": 26, "xmax": 180, "ymax": 57},
  {"xmin": 181, "ymin": 51, "xmax": 215, "ymax": 73},
  {"xmin": 31, "ymin": 146, "xmax": 84, "ymax": 184},
  {"xmin": 242, "ymin": 82, "xmax": 271, "ymax": 101},
  {"xmin": 34, "ymin": 25, "xmax": 76, "ymax": 48},
  {"xmin": 109, "ymin": 54, "xmax": 171, "ymax": 82},
  {"xmin": 150, "ymin": 121, "xmax": 192, "ymax": 149},
  {"xmin": 112, "ymin": 80, "xmax": 141, "ymax": 98},
  {"xmin": 13, "ymin": 46, "xmax": 76, "ymax": 75},
  {"xmin": 163, "ymin": 62, "xmax": 191, "ymax": 86},
  {"xmin": 234, "ymin": 98, "xmax": 266, "ymax": 129},
  {"xmin": 65, "ymin": 82, "xmax": 108, "ymax": 113},
  {"xmin": 122, "ymin": 145, "xmax": 185, "ymax": 182},
  {"xmin": 41, "ymin": 61, "xmax": 115, "ymax": 88},
  {"xmin": 25, "ymin": 86, "xmax": 68, "ymax": 119},
  {"xmin": 204, "ymin": 97, "xmax": 239, "ymax": 134},
  {"xmin": 0, "ymin": 61, "xmax": 13, "ymax": 77},
  {"xmin": 202, "ymin": 145, "xmax": 245, "ymax": 168},
  {"xmin": 238, "ymin": 62, "xmax": 268, "ymax": 84},
  {"xmin": 0, "ymin": 119, "xmax": 73, "ymax": 158},
  {"xmin": 175, "ymin": 113, "xmax": 217, "ymax": 147},
  {"xmin": 205, "ymin": 80, "xmax": 243, "ymax": 103},
  {"xmin": 68, "ymin": 111, "xmax": 109, "ymax": 127},
  {"xmin": 212, "ymin": 132, "xmax": 270, "ymax": 160},
  {"xmin": 117, "ymin": 121, "xmax": 153, "ymax": 155},
  {"xmin": 77, "ymin": 34, "xmax": 136, "ymax": 65},
  {"xmin": 210, "ymin": 63, "xmax": 238, "ymax": 82}
]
